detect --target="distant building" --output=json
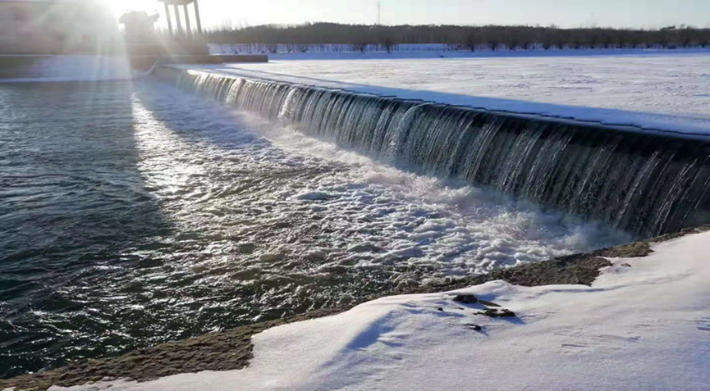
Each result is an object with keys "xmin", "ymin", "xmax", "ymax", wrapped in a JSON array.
[
  {"xmin": 0, "ymin": 0, "xmax": 119, "ymax": 54},
  {"xmin": 119, "ymin": 11, "xmax": 159, "ymax": 43}
]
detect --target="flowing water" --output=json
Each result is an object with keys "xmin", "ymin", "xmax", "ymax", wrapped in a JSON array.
[
  {"xmin": 1, "ymin": 79, "xmax": 631, "ymax": 378},
  {"xmin": 161, "ymin": 69, "xmax": 710, "ymax": 237}
]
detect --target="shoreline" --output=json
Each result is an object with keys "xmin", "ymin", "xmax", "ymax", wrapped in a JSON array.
[{"xmin": 2, "ymin": 225, "xmax": 707, "ymax": 391}]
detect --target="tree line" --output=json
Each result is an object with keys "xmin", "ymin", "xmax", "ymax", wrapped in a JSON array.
[{"xmin": 205, "ymin": 23, "xmax": 710, "ymax": 52}]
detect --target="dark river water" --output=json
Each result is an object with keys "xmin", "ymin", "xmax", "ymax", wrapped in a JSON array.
[{"xmin": 0, "ymin": 80, "xmax": 628, "ymax": 378}]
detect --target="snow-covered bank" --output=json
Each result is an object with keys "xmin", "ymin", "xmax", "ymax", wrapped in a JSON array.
[
  {"xmin": 174, "ymin": 52, "xmax": 710, "ymax": 135},
  {"xmin": 208, "ymin": 43, "xmax": 710, "ymax": 60},
  {"xmin": 52, "ymin": 230, "xmax": 710, "ymax": 390},
  {"xmin": 263, "ymin": 48, "xmax": 710, "ymax": 61}
]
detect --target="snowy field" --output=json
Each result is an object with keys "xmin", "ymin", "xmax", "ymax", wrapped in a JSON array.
[
  {"xmin": 55, "ymin": 231, "xmax": 710, "ymax": 390},
  {"xmin": 177, "ymin": 51, "xmax": 710, "ymax": 135}
]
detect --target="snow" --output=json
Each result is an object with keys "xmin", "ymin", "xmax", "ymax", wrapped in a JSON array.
[
  {"xmin": 208, "ymin": 43, "xmax": 710, "ymax": 59},
  {"xmin": 55, "ymin": 231, "xmax": 710, "ymax": 390},
  {"xmin": 173, "ymin": 51, "xmax": 710, "ymax": 135}
]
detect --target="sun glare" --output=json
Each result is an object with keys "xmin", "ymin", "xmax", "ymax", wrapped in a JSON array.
[{"xmin": 108, "ymin": 0, "xmax": 160, "ymax": 19}]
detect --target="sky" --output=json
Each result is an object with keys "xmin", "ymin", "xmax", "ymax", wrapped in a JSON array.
[{"xmin": 109, "ymin": 0, "xmax": 710, "ymax": 30}]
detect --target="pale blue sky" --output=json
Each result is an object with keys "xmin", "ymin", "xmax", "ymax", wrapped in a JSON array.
[{"xmin": 111, "ymin": 0, "xmax": 710, "ymax": 29}]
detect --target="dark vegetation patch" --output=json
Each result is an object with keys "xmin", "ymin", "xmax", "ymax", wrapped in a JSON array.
[
  {"xmin": 0, "ymin": 57, "xmax": 43, "ymax": 78},
  {"xmin": 207, "ymin": 23, "xmax": 710, "ymax": 53},
  {"xmin": 2, "ymin": 226, "xmax": 707, "ymax": 391}
]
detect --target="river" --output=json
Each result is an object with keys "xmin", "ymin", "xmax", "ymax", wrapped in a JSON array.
[{"xmin": 0, "ymin": 80, "xmax": 627, "ymax": 378}]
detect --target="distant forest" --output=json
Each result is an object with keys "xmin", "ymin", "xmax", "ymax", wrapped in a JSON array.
[{"xmin": 204, "ymin": 23, "xmax": 710, "ymax": 52}]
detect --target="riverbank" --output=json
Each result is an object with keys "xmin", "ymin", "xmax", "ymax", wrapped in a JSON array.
[{"xmin": 2, "ymin": 225, "xmax": 707, "ymax": 390}]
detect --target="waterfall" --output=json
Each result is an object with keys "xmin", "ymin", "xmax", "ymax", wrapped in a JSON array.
[{"xmin": 155, "ymin": 67, "xmax": 710, "ymax": 237}]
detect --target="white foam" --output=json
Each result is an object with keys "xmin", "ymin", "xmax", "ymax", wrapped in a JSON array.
[
  {"xmin": 125, "ymin": 81, "xmax": 633, "ymax": 283},
  {"xmin": 221, "ymin": 105, "xmax": 633, "ymax": 276}
]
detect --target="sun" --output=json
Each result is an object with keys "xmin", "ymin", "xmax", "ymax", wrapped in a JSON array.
[{"xmin": 107, "ymin": 0, "xmax": 161, "ymax": 18}]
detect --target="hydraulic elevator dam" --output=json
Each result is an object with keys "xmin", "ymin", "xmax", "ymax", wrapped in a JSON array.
[{"xmin": 155, "ymin": 66, "xmax": 710, "ymax": 238}]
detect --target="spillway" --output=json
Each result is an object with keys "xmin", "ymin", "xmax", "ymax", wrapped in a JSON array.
[{"xmin": 154, "ymin": 67, "xmax": 710, "ymax": 237}]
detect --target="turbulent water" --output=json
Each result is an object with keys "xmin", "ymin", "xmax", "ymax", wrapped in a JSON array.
[
  {"xmin": 162, "ymin": 69, "xmax": 710, "ymax": 237},
  {"xmin": 0, "ymin": 80, "xmax": 628, "ymax": 378}
]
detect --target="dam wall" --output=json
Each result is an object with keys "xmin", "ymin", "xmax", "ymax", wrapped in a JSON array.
[{"xmin": 154, "ymin": 66, "xmax": 710, "ymax": 237}]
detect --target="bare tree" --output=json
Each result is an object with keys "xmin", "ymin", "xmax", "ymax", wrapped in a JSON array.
[
  {"xmin": 504, "ymin": 27, "xmax": 521, "ymax": 50},
  {"xmin": 483, "ymin": 28, "xmax": 501, "ymax": 51},
  {"xmin": 601, "ymin": 29, "xmax": 617, "ymax": 48},
  {"xmin": 464, "ymin": 29, "xmax": 478, "ymax": 52},
  {"xmin": 204, "ymin": 22, "xmax": 710, "ymax": 54},
  {"xmin": 521, "ymin": 27, "xmax": 539, "ymax": 50},
  {"xmin": 376, "ymin": 27, "xmax": 396, "ymax": 53},
  {"xmin": 657, "ymin": 26, "xmax": 676, "ymax": 48},
  {"xmin": 352, "ymin": 42, "xmax": 368, "ymax": 53},
  {"xmin": 698, "ymin": 29, "xmax": 710, "ymax": 48},
  {"xmin": 540, "ymin": 29, "xmax": 554, "ymax": 50},
  {"xmin": 678, "ymin": 27, "xmax": 695, "ymax": 48}
]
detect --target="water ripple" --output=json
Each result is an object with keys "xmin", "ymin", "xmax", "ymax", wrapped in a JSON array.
[{"xmin": 0, "ymin": 80, "xmax": 628, "ymax": 378}]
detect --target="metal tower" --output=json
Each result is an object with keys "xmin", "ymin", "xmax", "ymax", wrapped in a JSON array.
[{"xmin": 377, "ymin": 0, "xmax": 381, "ymax": 25}]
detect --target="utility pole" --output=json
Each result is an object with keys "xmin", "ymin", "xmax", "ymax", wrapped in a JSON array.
[{"xmin": 377, "ymin": 0, "xmax": 381, "ymax": 25}]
